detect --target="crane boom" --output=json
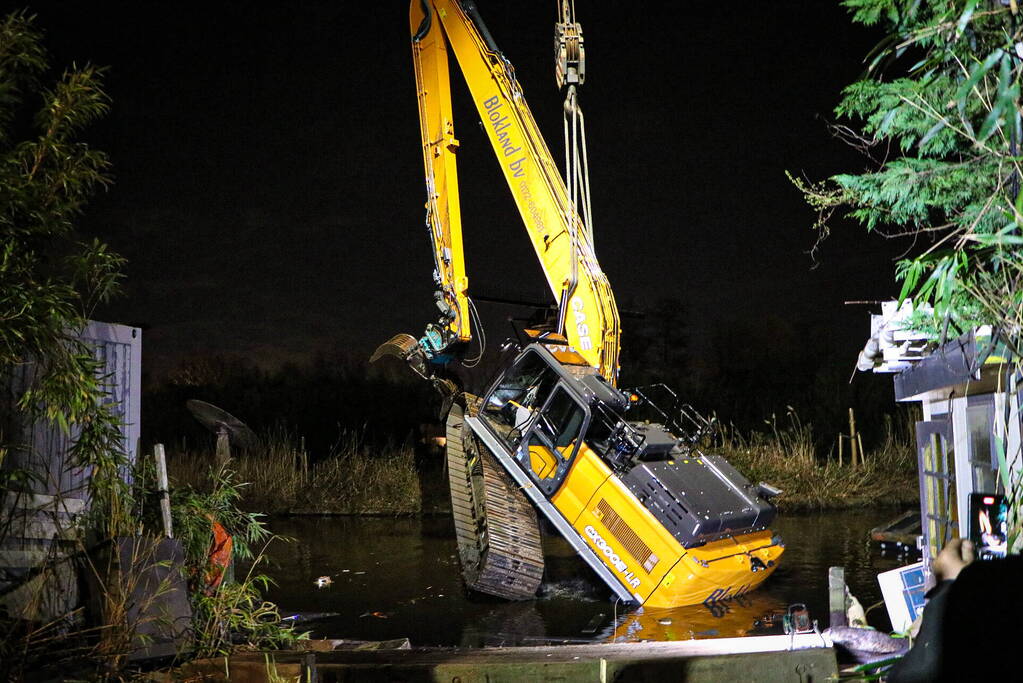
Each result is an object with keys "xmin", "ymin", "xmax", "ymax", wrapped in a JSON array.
[{"xmin": 409, "ymin": 0, "xmax": 620, "ymax": 381}]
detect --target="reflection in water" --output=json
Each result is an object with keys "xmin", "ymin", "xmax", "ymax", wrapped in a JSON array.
[
  {"xmin": 603, "ymin": 593, "xmax": 788, "ymax": 643},
  {"xmin": 252, "ymin": 508, "xmax": 908, "ymax": 647}
]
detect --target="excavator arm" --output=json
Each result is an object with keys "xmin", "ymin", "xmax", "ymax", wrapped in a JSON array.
[
  {"xmin": 410, "ymin": 0, "xmax": 472, "ymax": 350},
  {"xmin": 406, "ymin": 0, "xmax": 621, "ymax": 382}
]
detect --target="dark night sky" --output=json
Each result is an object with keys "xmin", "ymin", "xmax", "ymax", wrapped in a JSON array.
[{"xmin": 25, "ymin": 1, "xmax": 906, "ymax": 382}]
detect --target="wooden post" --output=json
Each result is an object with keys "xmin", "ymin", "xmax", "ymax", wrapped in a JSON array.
[
  {"xmin": 154, "ymin": 444, "xmax": 173, "ymax": 538},
  {"xmin": 848, "ymin": 408, "xmax": 859, "ymax": 467},
  {"xmin": 857, "ymin": 432, "xmax": 866, "ymax": 466},
  {"xmin": 828, "ymin": 566, "xmax": 847, "ymax": 628},
  {"xmin": 838, "ymin": 436, "xmax": 843, "ymax": 467},
  {"xmin": 301, "ymin": 435, "xmax": 308, "ymax": 484},
  {"xmin": 215, "ymin": 427, "xmax": 231, "ymax": 467}
]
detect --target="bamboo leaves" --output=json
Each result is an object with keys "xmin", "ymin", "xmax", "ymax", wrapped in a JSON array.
[
  {"xmin": 804, "ymin": 4, "xmax": 1023, "ymax": 544},
  {"xmin": 955, "ymin": 0, "xmax": 981, "ymax": 37},
  {"xmin": 0, "ymin": 11, "xmax": 127, "ymax": 536},
  {"xmin": 976, "ymin": 50, "xmax": 1018, "ymax": 142},
  {"xmin": 955, "ymin": 48, "xmax": 1002, "ymax": 116},
  {"xmin": 896, "ymin": 250, "xmax": 968, "ymax": 314},
  {"xmin": 795, "ymin": 0, "xmax": 1023, "ymax": 341}
]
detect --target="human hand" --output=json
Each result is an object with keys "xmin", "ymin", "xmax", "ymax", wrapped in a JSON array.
[{"xmin": 932, "ymin": 538, "xmax": 975, "ymax": 582}]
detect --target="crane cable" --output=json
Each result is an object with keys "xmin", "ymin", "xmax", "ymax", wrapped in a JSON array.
[
  {"xmin": 564, "ymin": 87, "xmax": 594, "ymax": 248},
  {"xmin": 557, "ymin": 0, "xmax": 594, "ymax": 249},
  {"xmin": 555, "ymin": 0, "xmax": 594, "ymax": 337}
]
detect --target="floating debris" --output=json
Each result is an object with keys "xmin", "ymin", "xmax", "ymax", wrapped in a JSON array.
[
  {"xmin": 283, "ymin": 612, "xmax": 342, "ymax": 623},
  {"xmin": 315, "ymin": 576, "xmax": 333, "ymax": 588}
]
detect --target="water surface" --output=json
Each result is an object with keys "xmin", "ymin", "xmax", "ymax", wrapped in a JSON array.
[{"xmin": 254, "ymin": 508, "xmax": 911, "ymax": 646}]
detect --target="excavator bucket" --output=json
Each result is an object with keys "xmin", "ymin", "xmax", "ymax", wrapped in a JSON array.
[
  {"xmin": 370, "ymin": 333, "xmax": 420, "ymax": 364},
  {"xmin": 371, "ymin": 333, "xmax": 432, "ymax": 380},
  {"xmin": 372, "ymin": 334, "xmax": 459, "ymax": 415}
]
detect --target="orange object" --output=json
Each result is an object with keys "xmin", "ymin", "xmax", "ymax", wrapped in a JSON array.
[{"xmin": 204, "ymin": 520, "xmax": 233, "ymax": 593}]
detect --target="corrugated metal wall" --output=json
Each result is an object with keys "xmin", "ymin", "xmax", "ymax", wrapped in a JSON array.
[
  {"xmin": 82, "ymin": 322, "xmax": 142, "ymax": 489},
  {"xmin": 1, "ymin": 322, "xmax": 141, "ymax": 622},
  {"xmin": 2, "ymin": 321, "xmax": 141, "ymax": 503}
]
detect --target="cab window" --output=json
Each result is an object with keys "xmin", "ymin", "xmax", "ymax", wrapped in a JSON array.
[
  {"xmin": 482, "ymin": 351, "xmax": 559, "ymax": 443},
  {"xmin": 531, "ymin": 387, "xmax": 585, "ymax": 459}
]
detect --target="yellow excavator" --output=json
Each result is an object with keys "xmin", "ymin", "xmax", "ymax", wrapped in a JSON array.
[{"xmin": 374, "ymin": 0, "xmax": 784, "ymax": 608}]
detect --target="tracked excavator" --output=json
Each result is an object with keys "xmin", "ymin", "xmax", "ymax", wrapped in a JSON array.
[{"xmin": 373, "ymin": 0, "xmax": 784, "ymax": 608}]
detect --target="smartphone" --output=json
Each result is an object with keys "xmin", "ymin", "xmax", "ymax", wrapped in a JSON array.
[{"xmin": 968, "ymin": 493, "xmax": 1008, "ymax": 560}]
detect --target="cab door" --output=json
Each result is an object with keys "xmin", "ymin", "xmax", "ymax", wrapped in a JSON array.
[{"xmin": 520, "ymin": 385, "xmax": 588, "ymax": 496}]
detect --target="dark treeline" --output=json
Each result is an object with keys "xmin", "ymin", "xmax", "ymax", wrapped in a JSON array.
[
  {"xmin": 142, "ymin": 350, "xmax": 436, "ymax": 460},
  {"xmin": 618, "ymin": 297, "xmax": 901, "ymax": 451},
  {"xmin": 144, "ymin": 300, "xmax": 903, "ymax": 459}
]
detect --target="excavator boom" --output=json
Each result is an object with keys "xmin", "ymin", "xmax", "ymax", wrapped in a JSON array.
[{"xmin": 409, "ymin": 0, "xmax": 620, "ymax": 381}]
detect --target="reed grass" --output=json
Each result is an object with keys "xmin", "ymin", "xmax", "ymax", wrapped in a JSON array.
[
  {"xmin": 167, "ymin": 428, "xmax": 421, "ymax": 516},
  {"xmin": 168, "ymin": 410, "xmax": 914, "ymax": 514},
  {"xmin": 716, "ymin": 411, "xmax": 918, "ymax": 510}
]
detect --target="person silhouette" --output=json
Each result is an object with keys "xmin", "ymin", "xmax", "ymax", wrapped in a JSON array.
[{"xmin": 888, "ymin": 538, "xmax": 1021, "ymax": 682}]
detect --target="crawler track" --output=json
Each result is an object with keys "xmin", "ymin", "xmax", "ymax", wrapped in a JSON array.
[{"xmin": 446, "ymin": 398, "xmax": 545, "ymax": 600}]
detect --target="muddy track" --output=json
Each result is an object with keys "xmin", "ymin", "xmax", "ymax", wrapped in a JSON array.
[{"xmin": 446, "ymin": 398, "xmax": 544, "ymax": 600}]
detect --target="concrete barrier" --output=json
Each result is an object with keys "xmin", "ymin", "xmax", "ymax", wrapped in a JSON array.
[{"xmin": 177, "ymin": 634, "xmax": 838, "ymax": 682}]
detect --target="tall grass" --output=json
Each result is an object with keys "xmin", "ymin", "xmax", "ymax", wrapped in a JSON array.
[
  {"xmin": 168, "ymin": 411, "xmax": 914, "ymax": 514},
  {"xmin": 717, "ymin": 411, "xmax": 918, "ymax": 510},
  {"xmin": 167, "ymin": 428, "xmax": 421, "ymax": 516}
]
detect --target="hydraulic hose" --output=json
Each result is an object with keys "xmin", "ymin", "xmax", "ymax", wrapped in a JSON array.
[
  {"xmin": 414, "ymin": 0, "xmax": 432, "ymax": 42},
  {"xmin": 460, "ymin": 1, "xmax": 502, "ymax": 55}
]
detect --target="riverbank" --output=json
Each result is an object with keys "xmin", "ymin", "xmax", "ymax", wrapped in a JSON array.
[
  {"xmin": 167, "ymin": 430, "xmax": 421, "ymax": 515},
  {"xmin": 718, "ymin": 414, "xmax": 918, "ymax": 510}
]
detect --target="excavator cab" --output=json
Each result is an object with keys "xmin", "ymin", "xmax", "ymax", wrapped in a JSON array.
[
  {"xmin": 522, "ymin": 388, "xmax": 587, "ymax": 490},
  {"xmin": 481, "ymin": 346, "xmax": 684, "ymax": 479},
  {"xmin": 482, "ymin": 347, "xmax": 590, "ymax": 494},
  {"xmin": 481, "ymin": 344, "xmax": 781, "ymax": 544},
  {"xmin": 469, "ymin": 344, "xmax": 784, "ymax": 607}
]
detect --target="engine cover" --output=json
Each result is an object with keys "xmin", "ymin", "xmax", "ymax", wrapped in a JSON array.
[{"xmin": 622, "ymin": 453, "xmax": 776, "ymax": 547}]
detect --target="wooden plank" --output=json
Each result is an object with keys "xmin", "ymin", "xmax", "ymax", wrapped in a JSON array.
[
  {"xmin": 250, "ymin": 634, "xmax": 838, "ymax": 664},
  {"xmin": 0, "ymin": 552, "xmax": 79, "ymax": 622},
  {"xmin": 2, "ymin": 493, "xmax": 86, "ymax": 515},
  {"xmin": 0, "ymin": 549, "xmax": 73, "ymax": 567},
  {"xmin": 3, "ymin": 517, "xmax": 80, "ymax": 541}
]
